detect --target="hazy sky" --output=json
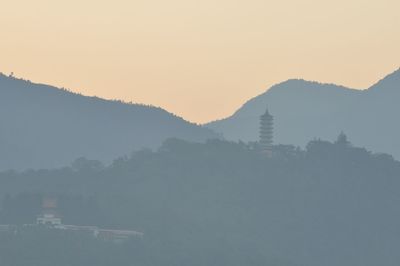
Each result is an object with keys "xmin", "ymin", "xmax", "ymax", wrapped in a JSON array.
[{"xmin": 1, "ymin": 0, "xmax": 399, "ymax": 123}]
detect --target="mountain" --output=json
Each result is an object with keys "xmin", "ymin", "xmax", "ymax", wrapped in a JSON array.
[
  {"xmin": 206, "ymin": 68, "xmax": 400, "ymax": 158},
  {"xmin": 0, "ymin": 74, "xmax": 218, "ymax": 170}
]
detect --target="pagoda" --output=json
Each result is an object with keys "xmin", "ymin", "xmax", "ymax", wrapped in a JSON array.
[{"xmin": 259, "ymin": 107, "xmax": 273, "ymax": 154}]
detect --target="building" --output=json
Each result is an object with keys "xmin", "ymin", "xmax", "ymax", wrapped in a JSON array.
[
  {"xmin": 37, "ymin": 213, "xmax": 62, "ymax": 226},
  {"xmin": 1, "ymin": 195, "xmax": 143, "ymax": 242},
  {"xmin": 36, "ymin": 197, "xmax": 62, "ymax": 226},
  {"xmin": 96, "ymin": 229, "xmax": 144, "ymax": 242},
  {"xmin": 259, "ymin": 107, "xmax": 274, "ymax": 154}
]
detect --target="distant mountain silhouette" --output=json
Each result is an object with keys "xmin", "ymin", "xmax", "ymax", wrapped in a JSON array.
[
  {"xmin": 0, "ymin": 74, "xmax": 218, "ymax": 170},
  {"xmin": 206, "ymin": 68, "xmax": 400, "ymax": 158}
]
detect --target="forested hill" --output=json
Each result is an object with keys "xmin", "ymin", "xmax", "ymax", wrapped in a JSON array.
[
  {"xmin": 206, "ymin": 68, "xmax": 400, "ymax": 158},
  {"xmin": 1, "ymin": 137, "xmax": 399, "ymax": 266},
  {"xmin": 0, "ymin": 74, "xmax": 218, "ymax": 170}
]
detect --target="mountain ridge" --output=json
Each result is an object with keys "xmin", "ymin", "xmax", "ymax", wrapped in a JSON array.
[
  {"xmin": 206, "ymin": 68, "xmax": 400, "ymax": 158},
  {"xmin": 367, "ymin": 68, "xmax": 400, "ymax": 93},
  {"xmin": 0, "ymin": 73, "xmax": 218, "ymax": 171}
]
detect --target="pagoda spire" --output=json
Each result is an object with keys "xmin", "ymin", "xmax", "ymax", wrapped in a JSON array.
[{"xmin": 259, "ymin": 107, "xmax": 273, "ymax": 154}]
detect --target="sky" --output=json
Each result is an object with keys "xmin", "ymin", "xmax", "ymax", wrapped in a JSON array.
[{"xmin": 1, "ymin": 0, "xmax": 399, "ymax": 123}]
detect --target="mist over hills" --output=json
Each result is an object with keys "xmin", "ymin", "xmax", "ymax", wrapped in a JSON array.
[
  {"xmin": 206, "ymin": 68, "xmax": 400, "ymax": 158},
  {"xmin": 0, "ymin": 74, "xmax": 218, "ymax": 170},
  {"xmin": 1, "ymin": 69, "xmax": 400, "ymax": 265},
  {"xmin": 1, "ymin": 139, "xmax": 399, "ymax": 266}
]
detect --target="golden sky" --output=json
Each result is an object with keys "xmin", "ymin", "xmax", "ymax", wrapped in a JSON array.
[{"xmin": 1, "ymin": 0, "xmax": 399, "ymax": 123}]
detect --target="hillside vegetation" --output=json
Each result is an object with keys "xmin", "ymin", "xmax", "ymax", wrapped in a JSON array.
[{"xmin": 1, "ymin": 136, "xmax": 399, "ymax": 266}]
